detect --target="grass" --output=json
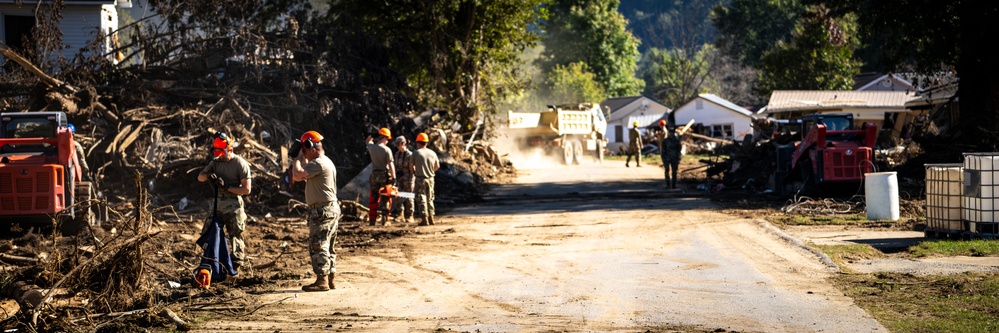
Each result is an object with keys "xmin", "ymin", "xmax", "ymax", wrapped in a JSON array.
[
  {"xmin": 807, "ymin": 239, "xmax": 999, "ymax": 332},
  {"xmin": 909, "ymin": 239, "xmax": 999, "ymax": 258},
  {"xmin": 833, "ymin": 272, "xmax": 999, "ymax": 333},
  {"xmin": 773, "ymin": 214, "xmax": 869, "ymax": 226}
]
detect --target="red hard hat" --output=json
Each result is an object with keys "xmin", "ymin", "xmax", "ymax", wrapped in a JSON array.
[
  {"xmin": 659, "ymin": 119, "xmax": 666, "ymax": 126},
  {"xmin": 212, "ymin": 137, "xmax": 230, "ymax": 157},
  {"xmin": 416, "ymin": 133, "xmax": 429, "ymax": 143},
  {"xmin": 301, "ymin": 130, "xmax": 324, "ymax": 144},
  {"xmin": 378, "ymin": 127, "xmax": 392, "ymax": 138}
]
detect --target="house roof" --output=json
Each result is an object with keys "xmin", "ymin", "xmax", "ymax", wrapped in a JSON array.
[
  {"xmin": 696, "ymin": 94, "xmax": 753, "ymax": 117},
  {"xmin": 904, "ymin": 81, "xmax": 959, "ymax": 108},
  {"xmin": 764, "ymin": 90, "xmax": 916, "ymax": 114},
  {"xmin": 599, "ymin": 96, "xmax": 644, "ymax": 114}
]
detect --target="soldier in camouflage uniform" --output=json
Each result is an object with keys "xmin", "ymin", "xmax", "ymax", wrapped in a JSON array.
[
  {"xmin": 291, "ymin": 131, "xmax": 341, "ymax": 292},
  {"xmin": 391, "ymin": 136, "xmax": 415, "ymax": 223},
  {"xmin": 198, "ymin": 132, "xmax": 252, "ymax": 271}
]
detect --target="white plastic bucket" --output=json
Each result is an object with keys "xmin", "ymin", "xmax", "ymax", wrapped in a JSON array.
[{"xmin": 865, "ymin": 172, "xmax": 899, "ymax": 221}]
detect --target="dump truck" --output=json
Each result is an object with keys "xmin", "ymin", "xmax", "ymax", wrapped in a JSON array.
[
  {"xmin": 773, "ymin": 113, "xmax": 878, "ymax": 195},
  {"xmin": 0, "ymin": 111, "xmax": 103, "ymax": 234},
  {"xmin": 507, "ymin": 103, "xmax": 607, "ymax": 164}
]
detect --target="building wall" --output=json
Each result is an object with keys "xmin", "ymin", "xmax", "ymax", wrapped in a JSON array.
[
  {"xmin": 1, "ymin": 4, "xmax": 116, "ymax": 62},
  {"xmin": 673, "ymin": 99, "xmax": 753, "ymax": 141},
  {"xmin": 604, "ymin": 98, "xmax": 669, "ymax": 152}
]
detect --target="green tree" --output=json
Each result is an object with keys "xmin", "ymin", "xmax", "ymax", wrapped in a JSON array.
[
  {"xmin": 547, "ymin": 62, "xmax": 606, "ymax": 104},
  {"xmin": 822, "ymin": 0, "xmax": 999, "ymax": 150},
  {"xmin": 711, "ymin": 0, "xmax": 803, "ymax": 67},
  {"xmin": 537, "ymin": 0, "xmax": 644, "ymax": 97},
  {"xmin": 758, "ymin": 5, "xmax": 860, "ymax": 94},
  {"xmin": 332, "ymin": 0, "xmax": 546, "ymax": 128},
  {"xmin": 638, "ymin": 46, "xmax": 710, "ymax": 109}
]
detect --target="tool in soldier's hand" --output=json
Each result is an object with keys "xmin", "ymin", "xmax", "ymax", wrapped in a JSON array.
[
  {"xmin": 209, "ymin": 173, "xmax": 227, "ymax": 190},
  {"xmin": 396, "ymin": 192, "xmax": 415, "ymax": 199},
  {"xmin": 288, "ymin": 139, "xmax": 303, "ymax": 158}
]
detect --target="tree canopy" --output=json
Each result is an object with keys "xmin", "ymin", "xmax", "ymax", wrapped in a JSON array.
[
  {"xmin": 537, "ymin": 0, "xmax": 644, "ymax": 98},
  {"xmin": 758, "ymin": 5, "xmax": 860, "ymax": 93}
]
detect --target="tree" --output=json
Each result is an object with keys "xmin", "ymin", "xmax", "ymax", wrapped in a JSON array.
[
  {"xmin": 332, "ymin": 0, "xmax": 546, "ymax": 128},
  {"xmin": 711, "ymin": 0, "xmax": 803, "ymax": 67},
  {"xmin": 638, "ymin": 47, "xmax": 710, "ymax": 109},
  {"xmin": 821, "ymin": 0, "xmax": 999, "ymax": 150},
  {"xmin": 758, "ymin": 5, "xmax": 860, "ymax": 94},
  {"xmin": 547, "ymin": 62, "xmax": 606, "ymax": 104},
  {"xmin": 537, "ymin": 0, "xmax": 644, "ymax": 97}
]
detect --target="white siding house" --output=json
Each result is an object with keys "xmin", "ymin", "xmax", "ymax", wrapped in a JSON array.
[
  {"xmin": 1, "ymin": 0, "xmax": 130, "ymax": 63},
  {"xmin": 599, "ymin": 96, "xmax": 671, "ymax": 153},
  {"xmin": 671, "ymin": 94, "xmax": 754, "ymax": 141}
]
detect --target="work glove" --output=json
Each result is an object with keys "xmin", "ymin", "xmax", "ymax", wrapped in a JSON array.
[
  {"xmin": 209, "ymin": 173, "xmax": 228, "ymax": 191},
  {"xmin": 288, "ymin": 139, "xmax": 303, "ymax": 159}
]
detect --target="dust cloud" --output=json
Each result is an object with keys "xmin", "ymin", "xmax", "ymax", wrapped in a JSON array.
[{"xmin": 491, "ymin": 127, "xmax": 565, "ymax": 169}]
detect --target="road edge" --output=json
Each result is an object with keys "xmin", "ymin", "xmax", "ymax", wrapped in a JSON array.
[{"xmin": 754, "ymin": 219, "xmax": 841, "ymax": 271}]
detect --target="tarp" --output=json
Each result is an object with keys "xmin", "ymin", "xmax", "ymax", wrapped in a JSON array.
[{"xmin": 193, "ymin": 191, "xmax": 237, "ymax": 283}]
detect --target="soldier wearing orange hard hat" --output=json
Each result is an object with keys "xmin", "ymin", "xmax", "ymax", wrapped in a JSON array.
[
  {"xmin": 411, "ymin": 133, "xmax": 440, "ymax": 226},
  {"xmin": 365, "ymin": 127, "xmax": 396, "ymax": 226},
  {"xmin": 197, "ymin": 131, "xmax": 253, "ymax": 272},
  {"xmin": 290, "ymin": 130, "xmax": 342, "ymax": 292},
  {"xmin": 626, "ymin": 121, "xmax": 643, "ymax": 167}
]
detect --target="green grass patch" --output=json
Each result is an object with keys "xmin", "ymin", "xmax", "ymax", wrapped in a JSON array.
[
  {"xmin": 833, "ymin": 272, "xmax": 999, "ymax": 333},
  {"xmin": 809, "ymin": 243, "xmax": 883, "ymax": 268},
  {"xmin": 909, "ymin": 239, "xmax": 999, "ymax": 258},
  {"xmin": 773, "ymin": 214, "xmax": 868, "ymax": 226}
]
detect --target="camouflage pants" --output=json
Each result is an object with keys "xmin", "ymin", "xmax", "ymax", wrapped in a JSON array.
[
  {"xmin": 392, "ymin": 176, "xmax": 414, "ymax": 218},
  {"xmin": 414, "ymin": 177, "xmax": 435, "ymax": 218},
  {"xmin": 307, "ymin": 202, "xmax": 342, "ymax": 276},
  {"xmin": 202, "ymin": 196, "xmax": 247, "ymax": 268}
]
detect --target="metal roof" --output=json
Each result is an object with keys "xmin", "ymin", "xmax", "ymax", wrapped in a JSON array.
[
  {"xmin": 697, "ymin": 94, "xmax": 754, "ymax": 117},
  {"xmin": 599, "ymin": 96, "xmax": 644, "ymax": 115},
  {"xmin": 764, "ymin": 90, "xmax": 916, "ymax": 114}
]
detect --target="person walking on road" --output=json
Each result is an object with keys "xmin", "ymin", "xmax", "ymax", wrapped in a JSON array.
[
  {"xmin": 661, "ymin": 127, "xmax": 682, "ymax": 189},
  {"xmin": 625, "ymin": 121, "xmax": 643, "ymax": 167},
  {"xmin": 412, "ymin": 133, "xmax": 440, "ymax": 226},
  {"xmin": 366, "ymin": 128, "xmax": 396, "ymax": 226},
  {"xmin": 291, "ymin": 131, "xmax": 342, "ymax": 292},
  {"xmin": 198, "ymin": 132, "xmax": 253, "ymax": 271},
  {"xmin": 392, "ymin": 136, "xmax": 415, "ymax": 223}
]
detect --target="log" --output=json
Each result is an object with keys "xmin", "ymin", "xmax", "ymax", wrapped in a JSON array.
[
  {"xmin": 0, "ymin": 253, "xmax": 40, "ymax": 265},
  {"xmin": 159, "ymin": 308, "xmax": 191, "ymax": 331},
  {"xmin": 0, "ymin": 40, "xmax": 77, "ymax": 94}
]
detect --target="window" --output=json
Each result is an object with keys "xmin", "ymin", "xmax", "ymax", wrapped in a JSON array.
[
  {"xmin": 3, "ymin": 15, "xmax": 36, "ymax": 51},
  {"xmin": 614, "ymin": 125, "xmax": 623, "ymax": 143},
  {"xmin": 696, "ymin": 100, "xmax": 703, "ymax": 110},
  {"xmin": 710, "ymin": 124, "xmax": 734, "ymax": 139}
]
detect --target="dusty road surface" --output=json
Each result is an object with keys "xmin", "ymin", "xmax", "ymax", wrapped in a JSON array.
[{"xmin": 205, "ymin": 161, "xmax": 885, "ymax": 332}]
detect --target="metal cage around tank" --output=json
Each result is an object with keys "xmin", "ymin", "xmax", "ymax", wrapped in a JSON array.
[
  {"xmin": 962, "ymin": 153, "xmax": 999, "ymax": 235},
  {"xmin": 924, "ymin": 163, "xmax": 963, "ymax": 238}
]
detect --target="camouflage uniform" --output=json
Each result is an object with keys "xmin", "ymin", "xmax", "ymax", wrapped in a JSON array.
[
  {"xmin": 626, "ymin": 126, "xmax": 643, "ymax": 167},
  {"xmin": 413, "ymin": 146, "xmax": 440, "ymax": 225},
  {"xmin": 304, "ymin": 154, "xmax": 341, "ymax": 276},
  {"xmin": 393, "ymin": 145, "xmax": 414, "ymax": 220},
  {"xmin": 200, "ymin": 156, "xmax": 251, "ymax": 269}
]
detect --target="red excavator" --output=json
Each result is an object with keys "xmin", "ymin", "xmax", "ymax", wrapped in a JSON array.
[
  {"xmin": 0, "ymin": 112, "xmax": 104, "ymax": 234},
  {"xmin": 773, "ymin": 113, "xmax": 877, "ymax": 195}
]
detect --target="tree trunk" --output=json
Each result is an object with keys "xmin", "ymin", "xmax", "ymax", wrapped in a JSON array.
[{"xmin": 957, "ymin": 2, "xmax": 999, "ymax": 151}]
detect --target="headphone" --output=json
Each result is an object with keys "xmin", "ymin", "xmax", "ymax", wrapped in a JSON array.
[{"xmin": 302, "ymin": 139, "xmax": 316, "ymax": 149}]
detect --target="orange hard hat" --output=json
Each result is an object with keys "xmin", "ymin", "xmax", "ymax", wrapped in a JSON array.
[
  {"xmin": 300, "ymin": 130, "xmax": 323, "ymax": 144},
  {"xmin": 378, "ymin": 127, "xmax": 391, "ymax": 138},
  {"xmin": 212, "ymin": 132, "xmax": 230, "ymax": 157},
  {"xmin": 416, "ymin": 133, "xmax": 429, "ymax": 143},
  {"xmin": 659, "ymin": 119, "xmax": 666, "ymax": 126}
]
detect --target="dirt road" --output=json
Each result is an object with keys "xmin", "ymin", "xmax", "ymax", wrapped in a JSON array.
[{"xmin": 205, "ymin": 161, "xmax": 885, "ymax": 332}]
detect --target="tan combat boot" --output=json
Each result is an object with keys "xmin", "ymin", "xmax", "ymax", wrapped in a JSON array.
[
  {"xmin": 428, "ymin": 214, "xmax": 435, "ymax": 225},
  {"xmin": 302, "ymin": 275, "xmax": 330, "ymax": 292},
  {"xmin": 328, "ymin": 273, "xmax": 335, "ymax": 289}
]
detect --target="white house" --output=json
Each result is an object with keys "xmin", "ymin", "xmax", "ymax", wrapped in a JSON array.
[
  {"xmin": 762, "ymin": 90, "xmax": 917, "ymax": 127},
  {"xmin": 599, "ymin": 96, "xmax": 671, "ymax": 153},
  {"xmin": 1, "ymin": 0, "xmax": 131, "ymax": 62},
  {"xmin": 671, "ymin": 94, "xmax": 754, "ymax": 141}
]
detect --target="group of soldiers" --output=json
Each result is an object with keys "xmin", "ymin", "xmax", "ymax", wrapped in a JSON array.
[
  {"xmin": 196, "ymin": 128, "xmax": 440, "ymax": 292},
  {"xmin": 625, "ymin": 120, "xmax": 682, "ymax": 189}
]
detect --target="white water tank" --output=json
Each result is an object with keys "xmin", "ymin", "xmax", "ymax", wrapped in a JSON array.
[
  {"xmin": 962, "ymin": 153, "xmax": 999, "ymax": 234},
  {"xmin": 925, "ymin": 163, "xmax": 963, "ymax": 232},
  {"xmin": 865, "ymin": 172, "xmax": 899, "ymax": 221}
]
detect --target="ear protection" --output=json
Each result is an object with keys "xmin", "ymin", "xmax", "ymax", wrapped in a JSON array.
[
  {"xmin": 302, "ymin": 139, "xmax": 316, "ymax": 149},
  {"xmin": 212, "ymin": 132, "xmax": 231, "ymax": 157}
]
